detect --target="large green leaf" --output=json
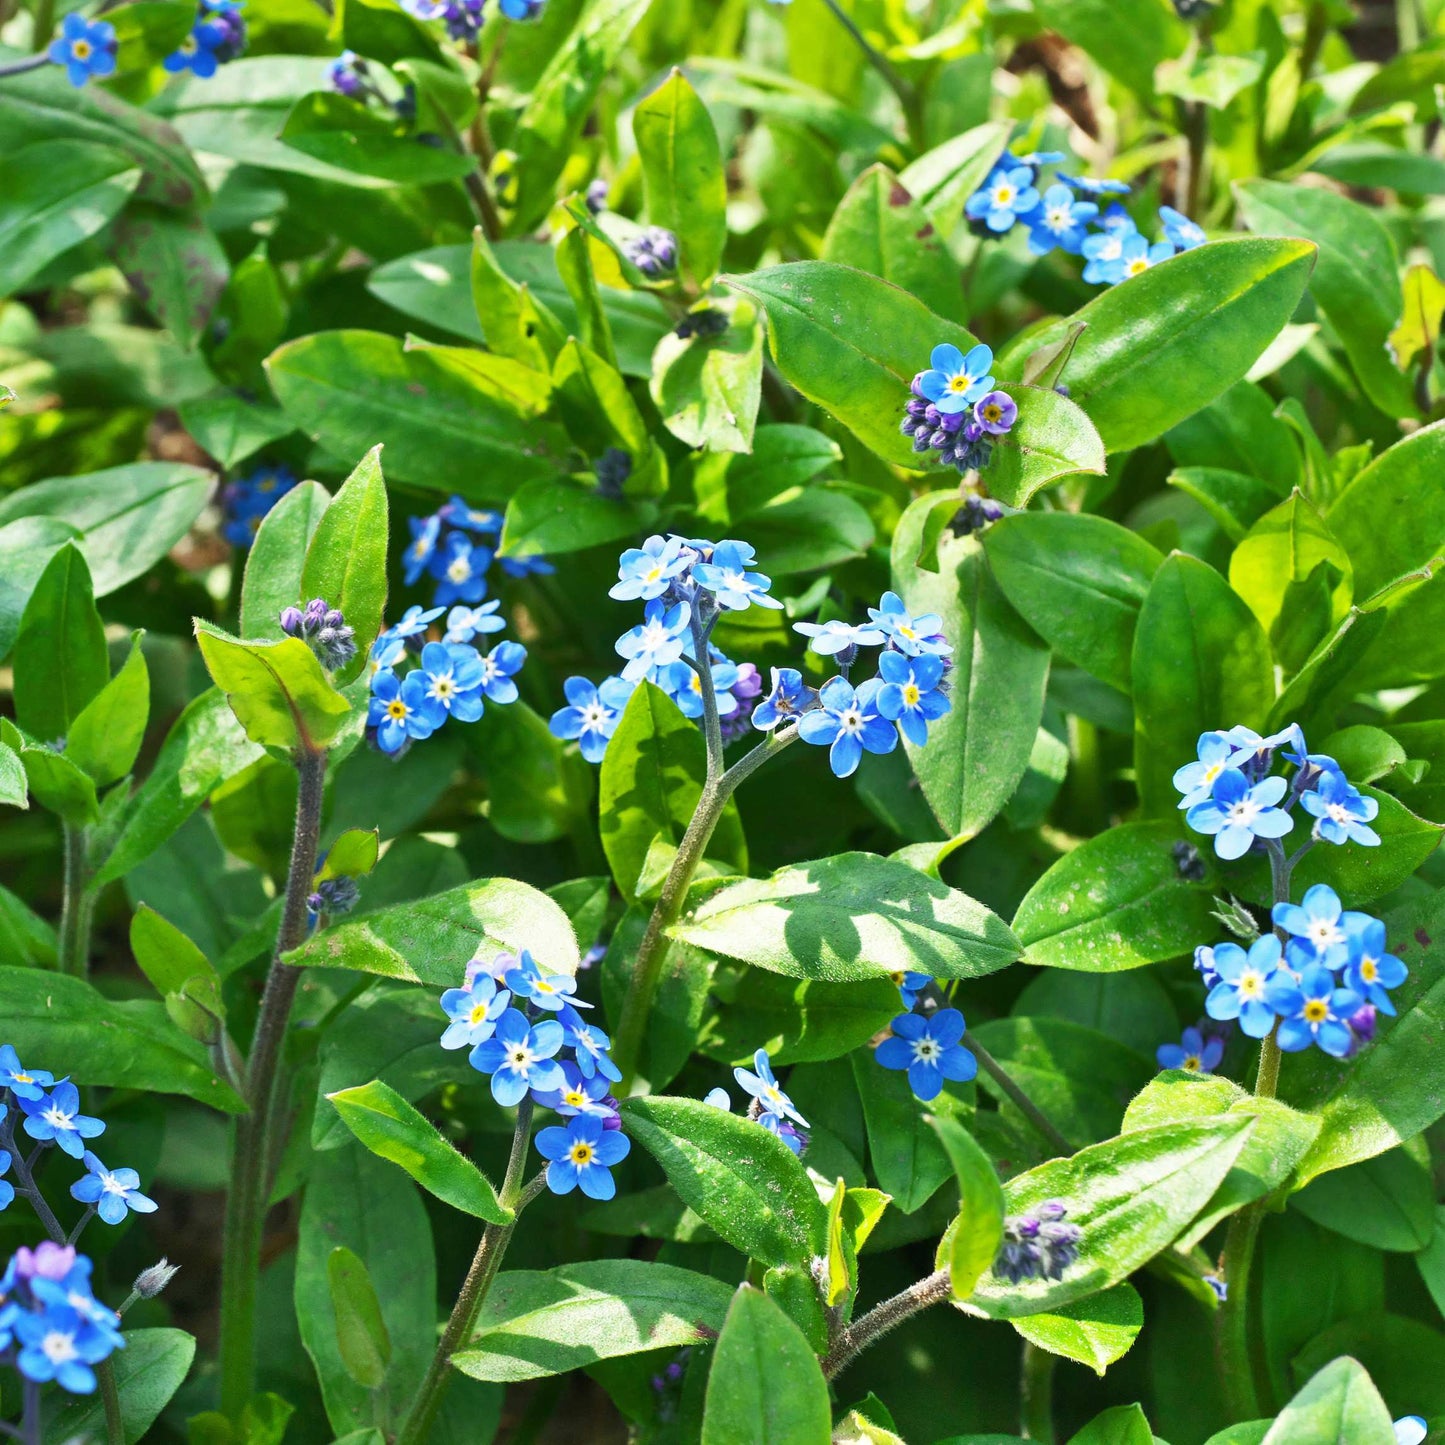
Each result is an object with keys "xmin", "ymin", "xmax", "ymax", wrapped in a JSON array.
[
  {"xmin": 299, "ymin": 445, "xmax": 389, "ymax": 685},
  {"xmin": 0, "ymin": 965, "xmax": 242, "ymax": 1112},
  {"xmin": 295, "ymin": 1146, "xmax": 435, "ymax": 1436},
  {"xmin": 1292, "ymin": 1146, "xmax": 1435, "ymax": 1252},
  {"xmin": 891, "ymin": 495, "xmax": 1050, "ymax": 838},
  {"xmin": 1237, "ymin": 180, "xmax": 1416, "ymax": 421},
  {"xmin": 194, "ymin": 622, "xmax": 352, "ymax": 752},
  {"xmin": 0, "ymin": 141, "xmax": 140, "ymax": 298},
  {"xmin": 621, "ymin": 1095, "xmax": 829, "ymax": 1267},
  {"xmin": 1131, "ymin": 552, "xmax": 1274, "ymax": 816},
  {"xmin": 0, "ymin": 518, "xmax": 81, "ymax": 663},
  {"xmin": 1259, "ymin": 1357, "xmax": 1394, "ymax": 1445},
  {"xmin": 673, "ymin": 852, "xmax": 1019, "ymax": 983},
  {"xmin": 966, "ymin": 1118, "xmax": 1254, "ymax": 1317},
  {"xmin": 452, "ymin": 1261, "xmax": 734, "ymax": 1382},
  {"xmin": 67, "ymin": 632, "xmax": 150, "ymax": 787},
  {"xmin": 328, "ymin": 1080, "xmax": 512, "ymax": 1224},
  {"xmin": 287, "ymin": 877, "xmax": 578, "ymax": 985},
  {"xmin": 728, "ymin": 260, "xmax": 1103, "ymax": 488},
  {"xmin": 94, "ymin": 688, "xmax": 263, "ymax": 887},
  {"xmin": 279, "ymin": 92, "xmax": 479, "ymax": 184},
  {"xmin": 0, "ymin": 461, "xmax": 212, "ymax": 597},
  {"xmin": 633, "ymin": 68, "xmax": 727, "ymax": 289},
  {"xmin": 108, "ymin": 202, "xmax": 229, "ymax": 351},
  {"xmin": 997, "ymin": 238, "xmax": 1316, "ymax": 453},
  {"xmin": 650, "ymin": 300, "xmax": 764, "ymax": 452},
  {"xmin": 598, "ymin": 682, "xmax": 747, "ymax": 900},
  {"xmin": 265, "ymin": 331, "xmax": 568, "ymax": 499},
  {"xmin": 983, "ymin": 513, "xmax": 1163, "ymax": 694},
  {"xmin": 1012, "ymin": 1285, "xmax": 1143, "ymax": 1377},
  {"xmin": 933, "ymin": 1115, "xmax": 1007, "ymax": 1298},
  {"xmin": 701, "ymin": 1287, "xmax": 832, "ymax": 1445},
  {"xmin": 45, "ymin": 1328, "xmax": 196, "ymax": 1445},
  {"xmin": 1012, "ymin": 821, "xmax": 1221, "ymax": 971},
  {"xmin": 13, "ymin": 543, "xmax": 108, "ymax": 745}
]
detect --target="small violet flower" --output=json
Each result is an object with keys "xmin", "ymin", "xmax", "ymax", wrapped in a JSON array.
[
  {"xmin": 1343, "ymin": 915, "xmax": 1407, "ymax": 1015},
  {"xmin": 504, "ymin": 951, "xmax": 590, "ymax": 1012},
  {"xmin": 1269, "ymin": 965, "xmax": 1362, "ymax": 1058},
  {"xmin": 49, "ymin": 13, "xmax": 117, "ymax": 87},
  {"xmin": 616, "ymin": 599, "xmax": 691, "ymax": 683},
  {"xmin": 1301, "ymin": 769, "xmax": 1381, "ymax": 848},
  {"xmin": 1205, "ymin": 934, "xmax": 1289, "ymax": 1038},
  {"xmin": 1273, "ymin": 884, "xmax": 1352, "ymax": 970},
  {"xmin": 867, "ymin": 591, "xmax": 953, "ymax": 657},
  {"xmin": 611, "ymin": 535, "xmax": 694, "ymax": 602},
  {"xmin": 732, "ymin": 1049, "xmax": 809, "ymax": 1129},
  {"xmin": 966, "ymin": 166, "xmax": 1040, "ymax": 233},
  {"xmin": 19, "ymin": 1083, "xmax": 105, "ymax": 1159},
  {"xmin": 876, "ymin": 651, "xmax": 951, "ymax": 746},
  {"xmin": 691, "ymin": 540, "xmax": 783, "ymax": 612},
  {"xmin": 550, "ymin": 676, "xmax": 634, "ymax": 763}
]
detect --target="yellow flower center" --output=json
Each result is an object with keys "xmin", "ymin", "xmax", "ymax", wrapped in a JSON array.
[
  {"xmin": 468, "ymin": 1003, "xmax": 490, "ymax": 1025},
  {"xmin": 447, "ymin": 558, "xmax": 470, "ymax": 582},
  {"xmin": 569, "ymin": 1143, "xmax": 594, "ymax": 1166},
  {"xmin": 1126, "ymin": 256, "xmax": 1149, "ymax": 276},
  {"xmin": 385, "ymin": 699, "xmax": 408, "ymax": 721},
  {"xmin": 948, "ymin": 375, "xmax": 972, "ymax": 393},
  {"xmin": 1360, "ymin": 958, "xmax": 1378, "ymax": 982},
  {"xmin": 72, "ymin": 38, "xmax": 92, "ymax": 57},
  {"xmin": 982, "ymin": 404, "xmax": 1002, "ymax": 422},
  {"xmin": 1303, "ymin": 999, "xmax": 1329, "ymax": 1023},
  {"xmin": 903, "ymin": 683, "xmax": 921, "ymax": 707},
  {"xmin": 1183, "ymin": 1054, "xmax": 1201, "ymax": 1071}
]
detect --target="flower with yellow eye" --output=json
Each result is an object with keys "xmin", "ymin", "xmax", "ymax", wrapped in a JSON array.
[
  {"xmin": 439, "ymin": 974, "xmax": 512, "ymax": 1051},
  {"xmin": 535, "ymin": 1114, "xmax": 630, "ymax": 1200},
  {"xmin": 1268, "ymin": 965, "xmax": 1363, "ymax": 1058}
]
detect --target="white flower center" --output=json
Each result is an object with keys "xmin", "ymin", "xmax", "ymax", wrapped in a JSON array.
[
  {"xmin": 912, "ymin": 1037, "xmax": 941, "ymax": 1064},
  {"xmin": 100, "ymin": 1173, "xmax": 128, "ymax": 1197},
  {"xmin": 42, "ymin": 1331, "xmax": 78, "ymax": 1364},
  {"xmin": 447, "ymin": 558, "xmax": 470, "ymax": 582},
  {"xmin": 42, "ymin": 1106, "xmax": 72, "ymax": 1129}
]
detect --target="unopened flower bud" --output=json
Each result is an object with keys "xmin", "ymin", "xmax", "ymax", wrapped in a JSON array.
[{"xmin": 133, "ymin": 1258, "xmax": 181, "ymax": 1300}]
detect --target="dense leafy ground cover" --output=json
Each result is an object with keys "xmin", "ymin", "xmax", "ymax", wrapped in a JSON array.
[{"xmin": 4, "ymin": 0, "xmax": 1445, "ymax": 1438}]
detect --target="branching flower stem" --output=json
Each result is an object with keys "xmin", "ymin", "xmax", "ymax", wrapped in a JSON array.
[
  {"xmin": 821, "ymin": 1267, "xmax": 951, "ymax": 1380},
  {"xmin": 393, "ymin": 1103, "xmax": 540, "ymax": 1445},
  {"xmin": 218, "ymin": 747, "xmax": 327, "ymax": 1419},
  {"xmin": 611, "ymin": 682, "xmax": 798, "ymax": 1089}
]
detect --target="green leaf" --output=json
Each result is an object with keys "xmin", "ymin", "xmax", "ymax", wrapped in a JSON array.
[
  {"xmin": 1012, "ymin": 821, "xmax": 1222, "ymax": 972},
  {"xmin": 0, "ymin": 964, "xmax": 242, "ymax": 1112},
  {"xmin": 598, "ymin": 682, "xmax": 747, "ymax": 900},
  {"xmin": 621, "ymin": 1095, "xmax": 829, "ymax": 1267},
  {"xmin": 19, "ymin": 745, "xmax": 98, "ymax": 826},
  {"xmin": 0, "ymin": 517, "xmax": 81, "ymax": 663},
  {"xmin": 130, "ymin": 904, "xmax": 219, "ymax": 997},
  {"xmin": 1121, "ymin": 1072, "xmax": 1320, "ymax": 1248},
  {"xmin": 1031, "ymin": 0, "xmax": 1185, "ymax": 95},
  {"xmin": 997, "ymin": 238, "xmax": 1317, "ymax": 453},
  {"xmin": 0, "ymin": 64, "xmax": 204, "ymax": 208},
  {"xmin": 851, "ymin": 1048, "xmax": 962, "ymax": 1213},
  {"xmin": 0, "ymin": 461, "xmax": 212, "ymax": 597},
  {"xmin": 700, "ymin": 971, "xmax": 898, "ymax": 1067},
  {"xmin": 1259, "ymin": 1357, "xmax": 1394, "ymax": 1445},
  {"xmin": 508, "ymin": 0, "xmax": 651, "ymax": 229},
  {"xmin": 13, "ymin": 542, "xmax": 107, "ymax": 745},
  {"xmin": 328, "ymin": 1080, "xmax": 511, "ymax": 1224},
  {"xmin": 0, "ymin": 742, "xmax": 26, "ymax": 810},
  {"xmin": 983, "ymin": 513, "xmax": 1163, "ymax": 694},
  {"xmin": 67, "ymin": 632, "xmax": 149, "ymax": 787},
  {"xmin": 1064, "ymin": 1404, "xmax": 1153, "ymax": 1445},
  {"xmin": 452, "ymin": 1260, "xmax": 733, "ymax": 1382},
  {"xmin": 1168, "ymin": 466, "xmax": 1289, "ymax": 544},
  {"xmin": 673, "ymin": 852, "xmax": 1020, "ymax": 983},
  {"xmin": 897, "ymin": 121, "xmax": 1011, "ymax": 235},
  {"xmin": 299, "ymin": 444, "xmax": 389, "ymax": 685},
  {"xmin": 1281, "ymin": 788, "xmax": 1443, "ymax": 906},
  {"xmin": 44, "ymin": 1328, "xmax": 195, "ymax": 1445},
  {"xmin": 94, "ymin": 688, "xmax": 263, "ymax": 887},
  {"xmin": 108, "ymin": 202, "xmax": 229, "ymax": 351},
  {"xmin": 285, "ymin": 877, "xmax": 579, "ymax": 986},
  {"xmin": 240, "ymin": 480, "xmax": 331, "ymax": 641},
  {"xmin": 634, "ymin": 68, "xmax": 727, "ymax": 289},
  {"xmin": 296, "ymin": 1146, "xmax": 435, "ymax": 1436},
  {"xmin": 280, "ymin": 92, "xmax": 478, "ymax": 184},
  {"xmin": 821, "ymin": 163, "xmax": 962, "ymax": 317},
  {"xmin": 985, "ymin": 386, "xmax": 1107, "ymax": 509},
  {"xmin": 1291, "ymin": 1146, "xmax": 1435, "ymax": 1252},
  {"xmin": 1237, "ymin": 180, "xmax": 1415, "ymax": 420},
  {"xmin": 650, "ymin": 299, "xmax": 764, "ymax": 453},
  {"xmin": 194, "ymin": 622, "xmax": 351, "ymax": 753},
  {"xmin": 471, "ymin": 230, "xmax": 566, "ymax": 371},
  {"xmin": 1013, "ymin": 1285, "xmax": 1143, "ymax": 1377},
  {"xmin": 1389, "ymin": 262, "xmax": 1445, "ymax": 373},
  {"xmin": 891, "ymin": 496, "xmax": 1050, "ymax": 838},
  {"xmin": 318, "ymin": 828, "xmax": 380, "ymax": 883},
  {"xmin": 0, "ymin": 141, "xmax": 141, "ymax": 297},
  {"xmin": 327, "ymin": 1246, "xmax": 392, "ymax": 1390},
  {"xmin": 970, "ymin": 1018, "xmax": 1153, "ymax": 1148},
  {"xmin": 701, "ymin": 1286, "xmax": 832, "ymax": 1445},
  {"xmin": 932, "ymin": 1115, "xmax": 1006, "ymax": 1298},
  {"xmin": 265, "ymin": 331, "xmax": 568, "ymax": 500},
  {"xmin": 1132, "ymin": 552, "xmax": 1274, "ymax": 816},
  {"xmin": 966, "ymin": 1118, "xmax": 1254, "ymax": 1317}
]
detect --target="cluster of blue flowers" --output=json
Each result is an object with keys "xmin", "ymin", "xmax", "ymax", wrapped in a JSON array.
[
  {"xmin": 1190, "ymin": 883, "xmax": 1404, "ymax": 1059},
  {"xmin": 163, "ymin": 0, "xmax": 246, "ymax": 77},
  {"xmin": 0, "ymin": 1242, "xmax": 123, "ymax": 1397},
  {"xmin": 551, "ymin": 536, "xmax": 956, "ymax": 780},
  {"xmin": 1176, "ymin": 723, "xmax": 1380, "ymax": 861},
  {"xmin": 900, "ymin": 343, "xmax": 1017, "ymax": 474},
  {"xmin": 365, "ymin": 600, "xmax": 526, "ymax": 756},
  {"xmin": 220, "ymin": 462, "xmax": 299, "ymax": 548},
  {"xmin": 404, "ymin": 495, "xmax": 552, "ymax": 611},
  {"xmin": 440, "ymin": 950, "xmax": 630, "ymax": 1199},
  {"xmin": 965, "ymin": 150, "xmax": 1206, "ymax": 286},
  {"xmin": 401, "ymin": 0, "xmax": 541, "ymax": 42},
  {"xmin": 704, "ymin": 1049, "xmax": 810, "ymax": 1154}
]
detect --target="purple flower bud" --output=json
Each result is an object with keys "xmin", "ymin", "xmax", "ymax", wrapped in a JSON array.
[
  {"xmin": 585, "ymin": 178, "xmax": 609, "ymax": 214},
  {"xmin": 279, "ymin": 606, "xmax": 304, "ymax": 636}
]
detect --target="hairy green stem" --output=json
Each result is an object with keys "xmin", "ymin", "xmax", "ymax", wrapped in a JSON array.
[
  {"xmin": 58, "ymin": 824, "xmax": 95, "ymax": 978},
  {"xmin": 394, "ymin": 1103, "xmax": 537, "ymax": 1445},
  {"xmin": 966, "ymin": 1031, "xmax": 1073, "ymax": 1157},
  {"xmin": 611, "ymin": 727, "xmax": 798, "ymax": 1088},
  {"xmin": 1020, "ymin": 1339, "xmax": 1057, "ymax": 1442},
  {"xmin": 218, "ymin": 748, "xmax": 327, "ymax": 1419},
  {"xmin": 822, "ymin": 1268, "xmax": 951, "ymax": 1380}
]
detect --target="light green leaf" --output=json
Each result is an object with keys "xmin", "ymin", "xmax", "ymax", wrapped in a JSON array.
[
  {"xmin": 13, "ymin": 542, "xmax": 107, "ymax": 745},
  {"xmin": 650, "ymin": 299, "xmax": 764, "ymax": 453},
  {"xmin": 327, "ymin": 1247, "xmax": 391, "ymax": 1391},
  {"xmin": 673, "ymin": 852, "xmax": 1020, "ymax": 983},
  {"xmin": 328, "ymin": 1080, "xmax": 511, "ymax": 1224},
  {"xmin": 285, "ymin": 877, "xmax": 579, "ymax": 986},
  {"xmin": 1259, "ymin": 1357, "xmax": 1394, "ymax": 1445},
  {"xmin": 932, "ymin": 1115, "xmax": 1006, "ymax": 1299},
  {"xmin": 67, "ymin": 632, "xmax": 149, "ymax": 787},
  {"xmin": 240, "ymin": 480, "xmax": 331, "ymax": 642},
  {"xmin": 453, "ymin": 1260, "xmax": 733, "ymax": 1382},
  {"xmin": 1013, "ymin": 1285, "xmax": 1143, "ymax": 1377},
  {"xmin": 701, "ymin": 1287, "xmax": 832, "ymax": 1445}
]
